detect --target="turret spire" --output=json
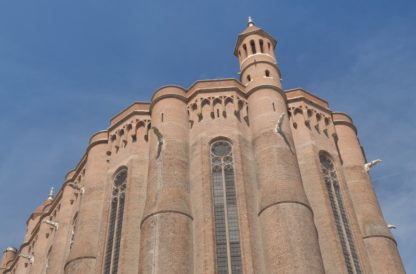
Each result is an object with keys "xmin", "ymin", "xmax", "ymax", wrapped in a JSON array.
[
  {"xmin": 248, "ymin": 16, "xmax": 254, "ymax": 27},
  {"xmin": 48, "ymin": 187, "xmax": 55, "ymax": 200}
]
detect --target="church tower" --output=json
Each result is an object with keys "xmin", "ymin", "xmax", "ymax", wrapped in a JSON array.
[{"xmin": 235, "ymin": 18, "xmax": 325, "ymax": 273}]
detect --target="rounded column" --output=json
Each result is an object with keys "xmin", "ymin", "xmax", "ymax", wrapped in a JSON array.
[
  {"xmin": 139, "ymin": 86, "xmax": 193, "ymax": 274},
  {"xmin": 47, "ymin": 183, "xmax": 78, "ymax": 274},
  {"xmin": 248, "ymin": 87, "xmax": 324, "ymax": 273},
  {"xmin": 333, "ymin": 113, "xmax": 405, "ymax": 273},
  {"xmin": 64, "ymin": 131, "xmax": 109, "ymax": 274}
]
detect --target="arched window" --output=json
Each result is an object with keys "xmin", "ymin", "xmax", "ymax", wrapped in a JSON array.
[
  {"xmin": 259, "ymin": 39, "xmax": 264, "ymax": 53},
  {"xmin": 103, "ymin": 168, "xmax": 127, "ymax": 274},
  {"xmin": 319, "ymin": 153, "xmax": 362, "ymax": 274},
  {"xmin": 211, "ymin": 140, "xmax": 242, "ymax": 274}
]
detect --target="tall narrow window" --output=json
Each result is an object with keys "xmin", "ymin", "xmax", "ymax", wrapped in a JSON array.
[
  {"xmin": 103, "ymin": 168, "xmax": 127, "ymax": 274},
  {"xmin": 211, "ymin": 140, "xmax": 242, "ymax": 274},
  {"xmin": 320, "ymin": 153, "xmax": 362, "ymax": 274},
  {"xmin": 250, "ymin": 40, "xmax": 256, "ymax": 54},
  {"xmin": 259, "ymin": 39, "xmax": 264, "ymax": 53},
  {"xmin": 242, "ymin": 44, "xmax": 248, "ymax": 57}
]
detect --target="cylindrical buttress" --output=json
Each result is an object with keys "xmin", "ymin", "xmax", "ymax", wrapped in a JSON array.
[
  {"xmin": 64, "ymin": 132, "xmax": 109, "ymax": 274},
  {"xmin": 248, "ymin": 87, "xmax": 325, "ymax": 274},
  {"xmin": 333, "ymin": 113, "xmax": 405, "ymax": 273},
  {"xmin": 139, "ymin": 87, "xmax": 193, "ymax": 274}
]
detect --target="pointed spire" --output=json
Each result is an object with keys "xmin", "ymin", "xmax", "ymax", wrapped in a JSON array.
[
  {"xmin": 248, "ymin": 16, "xmax": 254, "ymax": 27},
  {"xmin": 48, "ymin": 187, "xmax": 55, "ymax": 200}
]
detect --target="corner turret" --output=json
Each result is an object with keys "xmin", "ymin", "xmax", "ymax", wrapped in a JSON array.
[
  {"xmin": 0, "ymin": 247, "xmax": 17, "ymax": 271},
  {"xmin": 234, "ymin": 17, "xmax": 281, "ymax": 88}
]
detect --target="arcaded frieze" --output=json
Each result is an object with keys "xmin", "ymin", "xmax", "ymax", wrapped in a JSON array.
[
  {"xmin": 109, "ymin": 118, "xmax": 151, "ymax": 155},
  {"xmin": 187, "ymin": 93, "xmax": 249, "ymax": 128},
  {"xmin": 289, "ymin": 103, "xmax": 335, "ymax": 138}
]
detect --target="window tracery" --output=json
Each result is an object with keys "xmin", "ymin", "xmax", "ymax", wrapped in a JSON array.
[
  {"xmin": 103, "ymin": 168, "xmax": 127, "ymax": 274},
  {"xmin": 211, "ymin": 140, "xmax": 242, "ymax": 274},
  {"xmin": 320, "ymin": 153, "xmax": 362, "ymax": 274}
]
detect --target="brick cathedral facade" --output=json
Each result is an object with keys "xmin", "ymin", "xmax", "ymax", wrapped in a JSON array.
[{"xmin": 1, "ymin": 20, "xmax": 405, "ymax": 274}]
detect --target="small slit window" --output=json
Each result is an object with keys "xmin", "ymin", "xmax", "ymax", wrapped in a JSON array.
[
  {"xmin": 69, "ymin": 213, "xmax": 78, "ymax": 251},
  {"xmin": 265, "ymin": 70, "xmax": 270, "ymax": 77},
  {"xmin": 45, "ymin": 247, "xmax": 52, "ymax": 274},
  {"xmin": 246, "ymin": 75, "xmax": 251, "ymax": 82}
]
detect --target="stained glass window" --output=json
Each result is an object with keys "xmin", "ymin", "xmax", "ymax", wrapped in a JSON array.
[
  {"xmin": 320, "ymin": 153, "xmax": 362, "ymax": 274},
  {"xmin": 211, "ymin": 140, "xmax": 242, "ymax": 274},
  {"xmin": 103, "ymin": 168, "xmax": 127, "ymax": 274}
]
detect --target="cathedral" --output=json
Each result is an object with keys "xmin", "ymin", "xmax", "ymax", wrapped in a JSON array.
[{"xmin": 0, "ymin": 19, "xmax": 405, "ymax": 274}]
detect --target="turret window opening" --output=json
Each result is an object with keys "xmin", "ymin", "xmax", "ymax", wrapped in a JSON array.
[
  {"xmin": 259, "ymin": 39, "xmax": 264, "ymax": 53},
  {"xmin": 250, "ymin": 40, "xmax": 256, "ymax": 54},
  {"xmin": 319, "ymin": 153, "xmax": 362, "ymax": 274},
  {"xmin": 242, "ymin": 44, "xmax": 248, "ymax": 57},
  {"xmin": 246, "ymin": 75, "xmax": 251, "ymax": 82},
  {"xmin": 103, "ymin": 168, "xmax": 128, "ymax": 274},
  {"xmin": 211, "ymin": 140, "xmax": 242, "ymax": 274}
]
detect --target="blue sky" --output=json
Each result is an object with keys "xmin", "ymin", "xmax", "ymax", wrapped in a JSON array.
[{"xmin": 0, "ymin": 0, "xmax": 415, "ymax": 272}]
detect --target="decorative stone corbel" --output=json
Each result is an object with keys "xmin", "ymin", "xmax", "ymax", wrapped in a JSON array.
[
  {"xmin": 42, "ymin": 219, "xmax": 59, "ymax": 230},
  {"xmin": 18, "ymin": 254, "xmax": 34, "ymax": 264}
]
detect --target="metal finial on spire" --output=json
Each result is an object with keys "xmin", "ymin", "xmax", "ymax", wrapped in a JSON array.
[
  {"xmin": 248, "ymin": 16, "xmax": 254, "ymax": 26},
  {"xmin": 48, "ymin": 187, "xmax": 55, "ymax": 200}
]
